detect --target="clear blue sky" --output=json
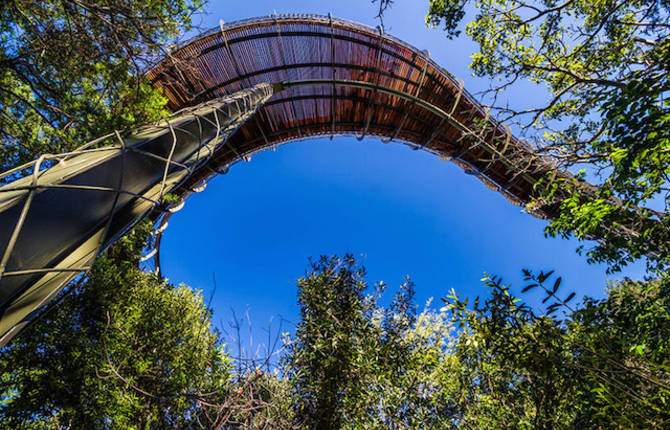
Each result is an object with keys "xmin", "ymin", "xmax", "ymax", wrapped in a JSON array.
[{"xmin": 159, "ymin": 0, "xmax": 647, "ymax": 346}]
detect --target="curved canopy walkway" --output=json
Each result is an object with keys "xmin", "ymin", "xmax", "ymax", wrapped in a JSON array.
[
  {"xmin": 148, "ymin": 14, "xmax": 554, "ymax": 210},
  {"xmin": 0, "ymin": 14, "xmax": 561, "ymax": 345}
]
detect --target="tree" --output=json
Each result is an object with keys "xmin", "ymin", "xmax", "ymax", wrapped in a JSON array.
[
  {"xmin": 443, "ymin": 272, "xmax": 670, "ymax": 428},
  {"xmin": 0, "ymin": 0, "xmax": 203, "ymax": 174},
  {"xmin": 285, "ymin": 255, "xmax": 374, "ymax": 429},
  {"xmin": 284, "ymin": 255, "xmax": 462, "ymax": 429},
  {"xmin": 0, "ymin": 221, "xmax": 233, "ymax": 428},
  {"xmin": 0, "ymin": 1, "xmax": 275, "ymax": 427},
  {"xmin": 3, "ymin": 249, "xmax": 666, "ymax": 428},
  {"xmin": 390, "ymin": 0, "xmax": 670, "ymax": 272},
  {"xmin": 283, "ymin": 255, "xmax": 669, "ymax": 428},
  {"xmin": 567, "ymin": 277, "xmax": 670, "ymax": 427}
]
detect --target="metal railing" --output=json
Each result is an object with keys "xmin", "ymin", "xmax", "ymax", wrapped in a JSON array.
[{"xmin": 0, "ymin": 83, "xmax": 274, "ymax": 346}]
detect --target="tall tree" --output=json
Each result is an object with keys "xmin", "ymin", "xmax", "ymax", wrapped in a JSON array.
[
  {"xmin": 284, "ymin": 255, "xmax": 462, "ymax": 429},
  {"xmin": 0, "ymin": 0, "xmax": 202, "ymax": 173},
  {"xmin": 285, "ymin": 255, "xmax": 373, "ymax": 429},
  {"xmin": 0, "ymin": 221, "xmax": 232, "ymax": 428},
  {"xmin": 284, "ymin": 256, "xmax": 669, "ymax": 428},
  {"xmin": 380, "ymin": 0, "xmax": 670, "ymax": 272}
]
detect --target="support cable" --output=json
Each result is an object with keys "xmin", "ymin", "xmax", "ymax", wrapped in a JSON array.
[
  {"xmin": 358, "ymin": 26, "xmax": 385, "ymax": 141},
  {"xmin": 329, "ymin": 13, "xmax": 337, "ymax": 140},
  {"xmin": 431, "ymin": 78, "xmax": 465, "ymax": 153},
  {"xmin": 278, "ymin": 78, "xmax": 539, "ymax": 189},
  {"xmin": 0, "ymin": 155, "xmax": 46, "ymax": 283}
]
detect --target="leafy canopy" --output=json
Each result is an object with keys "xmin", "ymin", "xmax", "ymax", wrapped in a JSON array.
[
  {"xmin": 444, "ymin": 272, "xmax": 670, "ymax": 428},
  {"xmin": 0, "ymin": 0, "xmax": 202, "ymax": 173},
  {"xmin": 423, "ymin": 0, "xmax": 670, "ymax": 272},
  {"xmin": 0, "ymin": 221, "xmax": 232, "ymax": 429},
  {"xmin": 285, "ymin": 255, "xmax": 460, "ymax": 429},
  {"xmin": 3, "ymin": 251, "xmax": 668, "ymax": 428},
  {"xmin": 285, "ymin": 255, "xmax": 670, "ymax": 428}
]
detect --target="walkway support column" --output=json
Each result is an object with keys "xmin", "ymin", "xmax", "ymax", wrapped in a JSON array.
[{"xmin": 0, "ymin": 83, "xmax": 274, "ymax": 346}]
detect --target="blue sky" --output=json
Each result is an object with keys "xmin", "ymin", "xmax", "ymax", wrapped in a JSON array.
[{"xmin": 159, "ymin": 0, "xmax": 647, "ymax": 346}]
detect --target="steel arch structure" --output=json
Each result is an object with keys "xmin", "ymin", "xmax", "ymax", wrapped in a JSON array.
[
  {"xmin": 148, "ymin": 14, "xmax": 556, "ymax": 211},
  {"xmin": 0, "ymin": 15, "xmax": 564, "ymax": 345}
]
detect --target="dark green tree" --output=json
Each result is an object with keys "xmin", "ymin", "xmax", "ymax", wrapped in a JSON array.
[
  {"xmin": 0, "ymin": 2, "xmax": 239, "ymax": 427},
  {"xmin": 567, "ymin": 277, "xmax": 670, "ymax": 427},
  {"xmin": 284, "ymin": 255, "xmax": 460, "ymax": 429},
  {"xmin": 0, "ymin": 221, "xmax": 232, "ymax": 428},
  {"xmin": 285, "ymin": 255, "xmax": 372, "ymax": 429},
  {"xmin": 444, "ymin": 273, "xmax": 670, "ymax": 428},
  {"xmin": 0, "ymin": 0, "xmax": 203, "ymax": 174}
]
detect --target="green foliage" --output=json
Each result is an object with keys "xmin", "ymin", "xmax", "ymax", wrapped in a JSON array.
[
  {"xmin": 445, "ymin": 278, "xmax": 578, "ymax": 429},
  {"xmin": 282, "ymin": 255, "xmax": 669, "ymax": 428},
  {"xmin": 0, "ymin": 221, "xmax": 232, "ymax": 428},
  {"xmin": 567, "ymin": 278, "xmax": 670, "ymax": 427},
  {"xmin": 423, "ymin": 0, "xmax": 670, "ymax": 272},
  {"xmin": 2, "ymin": 251, "xmax": 668, "ymax": 428},
  {"xmin": 0, "ymin": 0, "xmax": 203, "ymax": 173},
  {"xmin": 285, "ymin": 255, "xmax": 372, "ymax": 428},
  {"xmin": 426, "ymin": 0, "xmax": 466, "ymax": 39},
  {"xmin": 285, "ymin": 255, "xmax": 460, "ymax": 428},
  {"xmin": 443, "ymin": 273, "xmax": 670, "ymax": 428}
]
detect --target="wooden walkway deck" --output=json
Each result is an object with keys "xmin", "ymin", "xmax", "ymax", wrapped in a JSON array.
[{"xmin": 147, "ymin": 14, "xmax": 557, "ymax": 213}]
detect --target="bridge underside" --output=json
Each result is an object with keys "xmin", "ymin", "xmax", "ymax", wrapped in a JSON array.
[{"xmin": 148, "ymin": 14, "xmax": 554, "ymax": 211}]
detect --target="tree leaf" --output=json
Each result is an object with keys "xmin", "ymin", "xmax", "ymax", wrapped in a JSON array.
[
  {"xmin": 552, "ymin": 277, "xmax": 562, "ymax": 294},
  {"xmin": 522, "ymin": 284, "xmax": 537, "ymax": 293},
  {"xmin": 538, "ymin": 270, "xmax": 554, "ymax": 284}
]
